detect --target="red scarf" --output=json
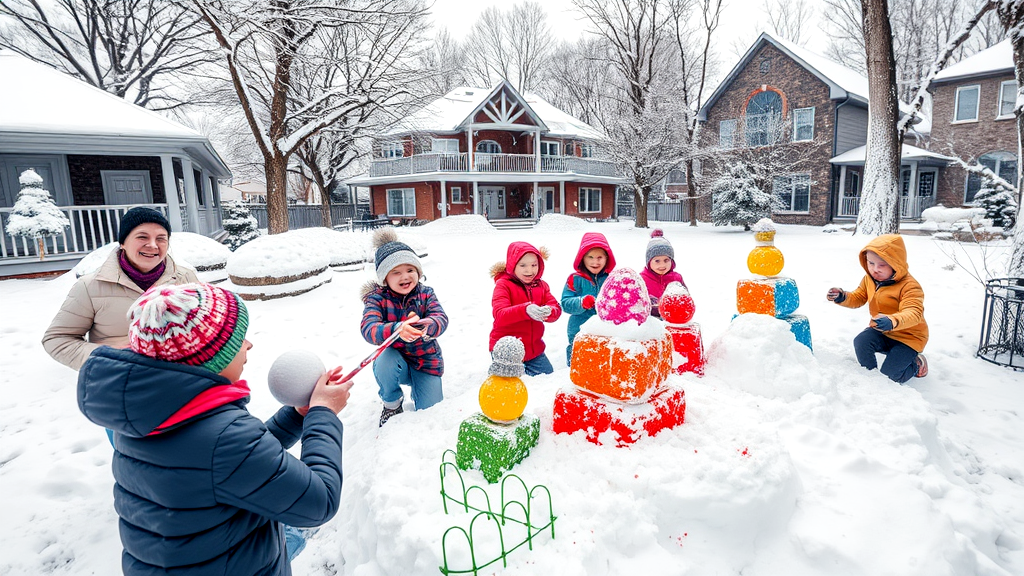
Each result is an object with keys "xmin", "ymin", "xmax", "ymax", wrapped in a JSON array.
[{"xmin": 148, "ymin": 380, "xmax": 251, "ymax": 436}]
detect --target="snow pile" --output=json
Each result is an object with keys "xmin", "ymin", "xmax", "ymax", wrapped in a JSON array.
[
  {"xmin": 414, "ymin": 214, "xmax": 494, "ymax": 235},
  {"xmin": 579, "ymin": 313, "xmax": 665, "ymax": 341},
  {"xmin": 534, "ymin": 213, "xmax": 589, "ymax": 232},
  {"xmin": 706, "ymin": 313, "xmax": 825, "ymax": 401},
  {"xmin": 290, "ymin": 228, "xmax": 368, "ymax": 267},
  {"xmin": 226, "ymin": 231, "xmax": 333, "ymax": 300},
  {"xmin": 921, "ymin": 205, "xmax": 985, "ymax": 226},
  {"xmin": 169, "ymin": 232, "xmax": 230, "ymax": 271},
  {"xmin": 71, "ymin": 242, "xmax": 118, "ymax": 277}
]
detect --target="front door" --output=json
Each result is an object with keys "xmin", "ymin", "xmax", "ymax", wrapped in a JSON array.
[
  {"xmin": 480, "ymin": 186, "xmax": 505, "ymax": 219},
  {"xmin": 539, "ymin": 186, "xmax": 555, "ymax": 215},
  {"xmin": 102, "ymin": 170, "xmax": 153, "ymax": 204}
]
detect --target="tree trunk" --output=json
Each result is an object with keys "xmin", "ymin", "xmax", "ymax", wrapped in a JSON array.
[
  {"xmin": 1001, "ymin": 3, "xmax": 1024, "ymax": 277},
  {"xmin": 37, "ymin": 237, "xmax": 46, "ymax": 261},
  {"xmin": 856, "ymin": 0, "xmax": 901, "ymax": 236},
  {"xmin": 686, "ymin": 159, "xmax": 698, "ymax": 226},
  {"xmin": 318, "ymin": 177, "xmax": 333, "ymax": 229},
  {"xmin": 634, "ymin": 185, "xmax": 649, "ymax": 228},
  {"xmin": 266, "ymin": 155, "xmax": 290, "ymax": 234}
]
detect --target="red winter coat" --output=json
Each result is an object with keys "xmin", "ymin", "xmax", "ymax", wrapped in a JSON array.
[{"xmin": 489, "ymin": 241, "xmax": 562, "ymax": 362}]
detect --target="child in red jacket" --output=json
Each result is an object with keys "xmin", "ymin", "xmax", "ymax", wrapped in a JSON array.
[{"xmin": 489, "ymin": 241, "xmax": 562, "ymax": 375}]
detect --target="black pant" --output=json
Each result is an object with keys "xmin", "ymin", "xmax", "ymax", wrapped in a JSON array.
[{"xmin": 853, "ymin": 328, "xmax": 919, "ymax": 384}]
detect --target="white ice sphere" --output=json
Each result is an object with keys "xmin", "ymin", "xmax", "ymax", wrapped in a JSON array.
[{"xmin": 267, "ymin": 349, "xmax": 325, "ymax": 407}]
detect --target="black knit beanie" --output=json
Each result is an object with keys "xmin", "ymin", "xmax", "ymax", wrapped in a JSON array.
[{"xmin": 118, "ymin": 207, "xmax": 171, "ymax": 244}]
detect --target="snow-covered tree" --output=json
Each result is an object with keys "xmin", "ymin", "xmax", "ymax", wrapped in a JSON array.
[
  {"xmin": 6, "ymin": 169, "xmax": 70, "ymax": 260},
  {"xmin": 221, "ymin": 201, "xmax": 260, "ymax": 251},
  {"xmin": 710, "ymin": 161, "xmax": 780, "ymax": 230},
  {"xmin": 973, "ymin": 184, "xmax": 1018, "ymax": 229}
]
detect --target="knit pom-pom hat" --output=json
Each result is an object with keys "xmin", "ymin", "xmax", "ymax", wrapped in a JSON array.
[
  {"xmin": 373, "ymin": 227, "xmax": 423, "ymax": 285},
  {"xmin": 646, "ymin": 228, "xmax": 674, "ymax": 264},
  {"xmin": 488, "ymin": 336, "xmax": 525, "ymax": 378},
  {"xmin": 128, "ymin": 283, "xmax": 249, "ymax": 374}
]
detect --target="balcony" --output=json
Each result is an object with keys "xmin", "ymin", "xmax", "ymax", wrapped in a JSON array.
[{"xmin": 369, "ymin": 152, "xmax": 622, "ymax": 178}]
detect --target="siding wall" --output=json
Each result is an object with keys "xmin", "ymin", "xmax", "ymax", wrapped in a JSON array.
[{"xmin": 835, "ymin": 104, "xmax": 869, "ymax": 156}]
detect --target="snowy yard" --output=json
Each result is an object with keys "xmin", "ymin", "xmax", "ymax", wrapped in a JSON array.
[{"xmin": 1, "ymin": 216, "xmax": 1023, "ymax": 576}]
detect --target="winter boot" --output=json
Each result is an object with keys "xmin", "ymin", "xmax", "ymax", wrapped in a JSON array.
[
  {"xmin": 379, "ymin": 403, "xmax": 404, "ymax": 427},
  {"xmin": 915, "ymin": 354, "xmax": 928, "ymax": 378}
]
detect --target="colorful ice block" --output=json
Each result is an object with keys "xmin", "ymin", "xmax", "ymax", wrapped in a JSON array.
[
  {"xmin": 456, "ymin": 413, "xmax": 541, "ymax": 483},
  {"xmin": 570, "ymin": 332, "xmax": 673, "ymax": 402},
  {"xmin": 552, "ymin": 385, "xmax": 686, "ymax": 446},
  {"xmin": 783, "ymin": 314, "xmax": 813, "ymax": 350},
  {"xmin": 666, "ymin": 323, "xmax": 705, "ymax": 376},
  {"xmin": 736, "ymin": 276, "xmax": 800, "ymax": 318}
]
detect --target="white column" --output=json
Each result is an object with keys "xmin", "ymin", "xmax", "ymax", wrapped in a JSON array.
[
  {"xmin": 907, "ymin": 160, "xmax": 919, "ymax": 218},
  {"xmin": 559, "ymin": 180, "xmax": 565, "ymax": 214},
  {"xmin": 533, "ymin": 181, "xmax": 539, "ymax": 220},
  {"xmin": 473, "ymin": 181, "xmax": 480, "ymax": 214},
  {"xmin": 159, "ymin": 154, "xmax": 183, "ymax": 232},
  {"xmin": 838, "ymin": 165, "xmax": 847, "ymax": 216},
  {"xmin": 534, "ymin": 129, "xmax": 541, "ymax": 173},
  {"xmin": 440, "ymin": 179, "xmax": 448, "ymax": 218},
  {"xmin": 180, "ymin": 157, "xmax": 201, "ymax": 234},
  {"xmin": 468, "ymin": 126, "xmax": 475, "ymax": 172}
]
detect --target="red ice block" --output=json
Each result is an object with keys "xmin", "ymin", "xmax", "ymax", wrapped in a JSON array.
[
  {"xmin": 666, "ymin": 323, "xmax": 705, "ymax": 377},
  {"xmin": 552, "ymin": 385, "xmax": 686, "ymax": 446}
]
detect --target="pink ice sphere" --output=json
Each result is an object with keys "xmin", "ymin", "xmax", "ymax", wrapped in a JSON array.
[
  {"xmin": 596, "ymin": 267, "xmax": 651, "ymax": 325},
  {"xmin": 660, "ymin": 281, "xmax": 695, "ymax": 324}
]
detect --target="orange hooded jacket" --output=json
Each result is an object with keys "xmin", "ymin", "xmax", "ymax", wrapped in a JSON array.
[{"xmin": 838, "ymin": 234, "xmax": 929, "ymax": 352}]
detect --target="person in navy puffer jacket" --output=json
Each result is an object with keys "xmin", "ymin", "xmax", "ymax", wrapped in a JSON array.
[
  {"xmin": 561, "ymin": 232, "xmax": 617, "ymax": 365},
  {"xmin": 78, "ymin": 283, "xmax": 350, "ymax": 576}
]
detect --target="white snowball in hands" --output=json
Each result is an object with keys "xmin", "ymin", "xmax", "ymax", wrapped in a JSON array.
[{"xmin": 268, "ymin": 350, "xmax": 325, "ymax": 407}]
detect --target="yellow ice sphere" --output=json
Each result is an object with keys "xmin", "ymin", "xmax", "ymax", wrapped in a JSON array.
[
  {"xmin": 479, "ymin": 375, "xmax": 528, "ymax": 423},
  {"xmin": 747, "ymin": 246, "xmax": 784, "ymax": 276},
  {"xmin": 753, "ymin": 229, "xmax": 776, "ymax": 244}
]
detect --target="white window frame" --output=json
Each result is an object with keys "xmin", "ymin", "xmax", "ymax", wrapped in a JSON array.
[
  {"xmin": 793, "ymin": 107, "xmax": 815, "ymax": 142},
  {"xmin": 579, "ymin": 187, "xmax": 602, "ymax": 213},
  {"xmin": 719, "ymin": 119, "xmax": 737, "ymax": 149},
  {"xmin": 386, "ymin": 188, "xmax": 416, "ymax": 217},
  {"xmin": 579, "ymin": 144, "xmax": 595, "ymax": 158},
  {"xmin": 381, "ymin": 141, "xmax": 404, "ymax": 159},
  {"xmin": 954, "ymin": 85, "xmax": 981, "ymax": 123},
  {"xmin": 450, "ymin": 186, "xmax": 466, "ymax": 203},
  {"xmin": 540, "ymin": 140, "xmax": 560, "ymax": 156},
  {"xmin": 997, "ymin": 80, "xmax": 1016, "ymax": 119},
  {"xmin": 772, "ymin": 174, "xmax": 811, "ymax": 213},
  {"xmin": 476, "ymin": 140, "xmax": 501, "ymax": 154},
  {"xmin": 430, "ymin": 138, "xmax": 459, "ymax": 154}
]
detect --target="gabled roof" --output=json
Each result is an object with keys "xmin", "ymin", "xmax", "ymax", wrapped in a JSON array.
[
  {"xmin": 698, "ymin": 32, "xmax": 869, "ymax": 121},
  {"xmin": 0, "ymin": 50, "xmax": 229, "ymax": 176},
  {"xmin": 381, "ymin": 80, "xmax": 605, "ymax": 140},
  {"xmin": 933, "ymin": 39, "xmax": 1013, "ymax": 83}
]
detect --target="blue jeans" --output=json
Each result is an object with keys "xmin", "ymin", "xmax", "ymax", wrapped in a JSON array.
[
  {"xmin": 284, "ymin": 524, "xmax": 306, "ymax": 561},
  {"xmin": 523, "ymin": 353, "xmax": 554, "ymax": 376},
  {"xmin": 372, "ymin": 347, "xmax": 443, "ymax": 409},
  {"xmin": 853, "ymin": 328, "xmax": 919, "ymax": 384}
]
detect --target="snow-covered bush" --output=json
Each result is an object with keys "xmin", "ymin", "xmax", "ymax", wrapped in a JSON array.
[
  {"xmin": 221, "ymin": 200, "xmax": 260, "ymax": 251},
  {"xmin": 710, "ymin": 162, "xmax": 779, "ymax": 230},
  {"xmin": 973, "ymin": 185, "xmax": 1017, "ymax": 230},
  {"xmin": 6, "ymin": 169, "xmax": 70, "ymax": 260}
]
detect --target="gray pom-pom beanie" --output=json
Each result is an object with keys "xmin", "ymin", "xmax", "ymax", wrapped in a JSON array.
[
  {"xmin": 645, "ymin": 228, "xmax": 674, "ymax": 264},
  {"xmin": 488, "ymin": 336, "xmax": 525, "ymax": 378},
  {"xmin": 373, "ymin": 227, "xmax": 422, "ymax": 284}
]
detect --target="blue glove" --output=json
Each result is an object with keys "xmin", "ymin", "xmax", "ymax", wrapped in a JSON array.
[{"xmin": 872, "ymin": 316, "xmax": 893, "ymax": 331}]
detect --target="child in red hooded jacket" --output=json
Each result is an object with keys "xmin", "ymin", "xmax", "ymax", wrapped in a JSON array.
[{"xmin": 490, "ymin": 241, "xmax": 562, "ymax": 375}]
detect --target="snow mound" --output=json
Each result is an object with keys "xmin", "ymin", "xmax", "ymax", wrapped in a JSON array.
[
  {"xmin": 534, "ymin": 213, "xmax": 589, "ymax": 232},
  {"xmin": 72, "ymin": 242, "xmax": 118, "ymax": 277},
  {"xmin": 169, "ymin": 232, "xmax": 230, "ymax": 271},
  {"xmin": 290, "ymin": 228, "xmax": 368, "ymax": 267},
  {"xmin": 706, "ymin": 314, "xmax": 825, "ymax": 400},
  {"xmin": 579, "ymin": 313, "xmax": 666, "ymax": 341},
  {"xmin": 921, "ymin": 205, "xmax": 984, "ymax": 224},
  {"xmin": 227, "ymin": 230, "xmax": 330, "ymax": 280},
  {"xmin": 414, "ymin": 214, "xmax": 494, "ymax": 235}
]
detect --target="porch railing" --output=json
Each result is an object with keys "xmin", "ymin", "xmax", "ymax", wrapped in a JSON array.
[
  {"xmin": 369, "ymin": 153, "xmax": 622, "ymax": 178},
  {"xmin": 836, "ymin": 195, "xmax": 936, "ymax": 220},
  {"xmin": 1, "ymin": 204, "xmax": 168, "ymax": 260}
]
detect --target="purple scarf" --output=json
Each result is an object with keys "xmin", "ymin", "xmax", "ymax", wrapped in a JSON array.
[{"xmin": 119, "ymin": 249, "xmax": 166, "ymax": 292}]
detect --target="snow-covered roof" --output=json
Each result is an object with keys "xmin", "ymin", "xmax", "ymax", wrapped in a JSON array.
[
  {"xmin": 382, "ymin": 81, "xmax": 605, "ymax": 141},
  {"xmin": 0, "ymin": 50, "xmax": 230, "ymax": 176},
  {"xmin": 933, "ymin": 39, "xmax": 1013, "ymax": 83},
  {"xmin": 829, "ymin": 143, "xmax": 954, "ymax": 165}
]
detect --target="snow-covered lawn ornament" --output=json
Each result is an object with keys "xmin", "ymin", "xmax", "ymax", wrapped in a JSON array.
[
  {"xmin": 456, "ymin": 337, "xmax": 539, "ymax": 484},
  {"xmin": 746, "ymin": 218, "xmax": 784, "ymax": 277},
  {"xmin": 556, "ymin": 267, "xmax": 685, "ymax": 446},
  {"xmin": 660, "ymin": 282, "xmax": 705, "ymax": 376},
  {"xmin": 267, "ymin": 350, "xmax": 326, "ymax": 407},
  {"xmin": 6, "ymin": 169, "xmax": 70, "ymax": 260}
]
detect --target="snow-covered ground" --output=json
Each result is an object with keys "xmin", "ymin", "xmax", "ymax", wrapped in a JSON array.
[{"xmin": 2, "ymin": 217, "xmax": 1023, "ymax": 576}]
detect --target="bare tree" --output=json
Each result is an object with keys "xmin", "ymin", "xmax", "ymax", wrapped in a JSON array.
[
  {"xmin": 541, "ymin": 37, "xmax": 613, "ymax": 125},
  {"xmin": 191, "ymin": 0, "xmax": 429, "ymax": 234},
  {"xmin": 763, "ymin": 0, "xmax": 813, "ymax": 45},
  {"xmin": 463, "ymin": 2, "xmax": 553, "ymax": 91},
  {"xmin": 0, "ymin": 0, "xmax": 216, "ymax": 110},
  {"xmin": 416, "ymin": 28, "xmax": 468, "ymax": 97}
]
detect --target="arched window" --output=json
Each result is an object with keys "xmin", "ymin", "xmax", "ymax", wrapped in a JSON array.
[
  {"xmin": 966, "ymin": 151, "xmax": 1017, "ymax": 203},
  {"xmin": 745, "ymin": 90, "xmax": 783, "ymax": 147},
  {"xmin": 476, "ymin": 140, "xmax": 501, "ymax": 154}
]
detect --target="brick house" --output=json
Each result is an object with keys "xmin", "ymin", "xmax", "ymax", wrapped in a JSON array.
[
  {"xmin": 928, "ymin": 39, "xmax": 1019, "ymax": 208},
  {"xmin": 346, "ymin": 80, "xmax": 624, "ymax": 223},
  {"xmin": 0, "ymin": 51, "xmax": 231, "ymax": 275},
  {"xmin": 697, "ymin": 32, "xmax": 937, "ymax": 225}
]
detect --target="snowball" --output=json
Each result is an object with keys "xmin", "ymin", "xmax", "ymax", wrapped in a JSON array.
[{"xmin": 267, "ymin": 349, "xmax": 326, "ymax": 407}]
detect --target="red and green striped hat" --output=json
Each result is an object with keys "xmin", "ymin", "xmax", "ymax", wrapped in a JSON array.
[{"xmin": 129, "ymin": 283, "xmax": 249, "ymax": 374}]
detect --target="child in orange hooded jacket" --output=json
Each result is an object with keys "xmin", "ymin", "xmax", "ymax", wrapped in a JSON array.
[{"xmin": 827, "ymin": 234, "xmax": 929, "ymax": 383}]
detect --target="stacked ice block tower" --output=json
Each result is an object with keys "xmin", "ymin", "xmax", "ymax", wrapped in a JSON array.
[
  {"xmin": 736, "ymin": 219, "xmax": 812, "ymax": 349},
  {"xmin": 552, "ymin": 268, "xmax": 686, "ymax": 446},
  {"xmin": 660, "ymin": 282, "xmax": 706, "ymax": 376}
]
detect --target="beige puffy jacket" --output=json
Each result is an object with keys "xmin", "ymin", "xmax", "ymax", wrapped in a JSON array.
[{"xmin": 42, "ymin": 249, "xmax": 200, "ymax": 370}]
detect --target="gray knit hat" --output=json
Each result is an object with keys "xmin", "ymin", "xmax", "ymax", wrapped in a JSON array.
[
  {"xmin": 489, "ymin": 336, "xmax": 525, "ymax": 378},
  {"xmin": 373, "ymin": 227, "xmax": 422, "ymax": 285},
  {"xmin": 645, "ymin": 229, "xmax": 674, "ymax": 264}
]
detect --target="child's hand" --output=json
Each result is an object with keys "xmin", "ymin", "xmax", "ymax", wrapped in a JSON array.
[
  {"xmin": 582, "ymin": 295, "xmax": 596, "ymax": 309},
  {"xmin": 826, "ymin": 287, "xmax": 845, "ymax": 303},
  {"xmin": 526, "ymin": 304, "xmax": 552, "ymax": 321},
  {"xmin": 397, "ymin": 320, "xmax": 425, "ymax": 342},
  {"xmin": 307, "ymin": 366, "xmax": 354, "ymax": 415},
  {"xmin": 871, "ymin": 315, "xmax": 893, "ymax": 331}
]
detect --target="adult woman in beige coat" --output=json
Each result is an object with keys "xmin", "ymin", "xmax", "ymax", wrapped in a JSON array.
[{"xmin": 42, "ymin": 207, "xmax": 200, "ymax": 370}]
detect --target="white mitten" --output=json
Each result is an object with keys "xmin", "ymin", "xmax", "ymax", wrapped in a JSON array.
[{"xmin": 526, "ymin": 304, "xmax": 551, "ymax": 321}]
